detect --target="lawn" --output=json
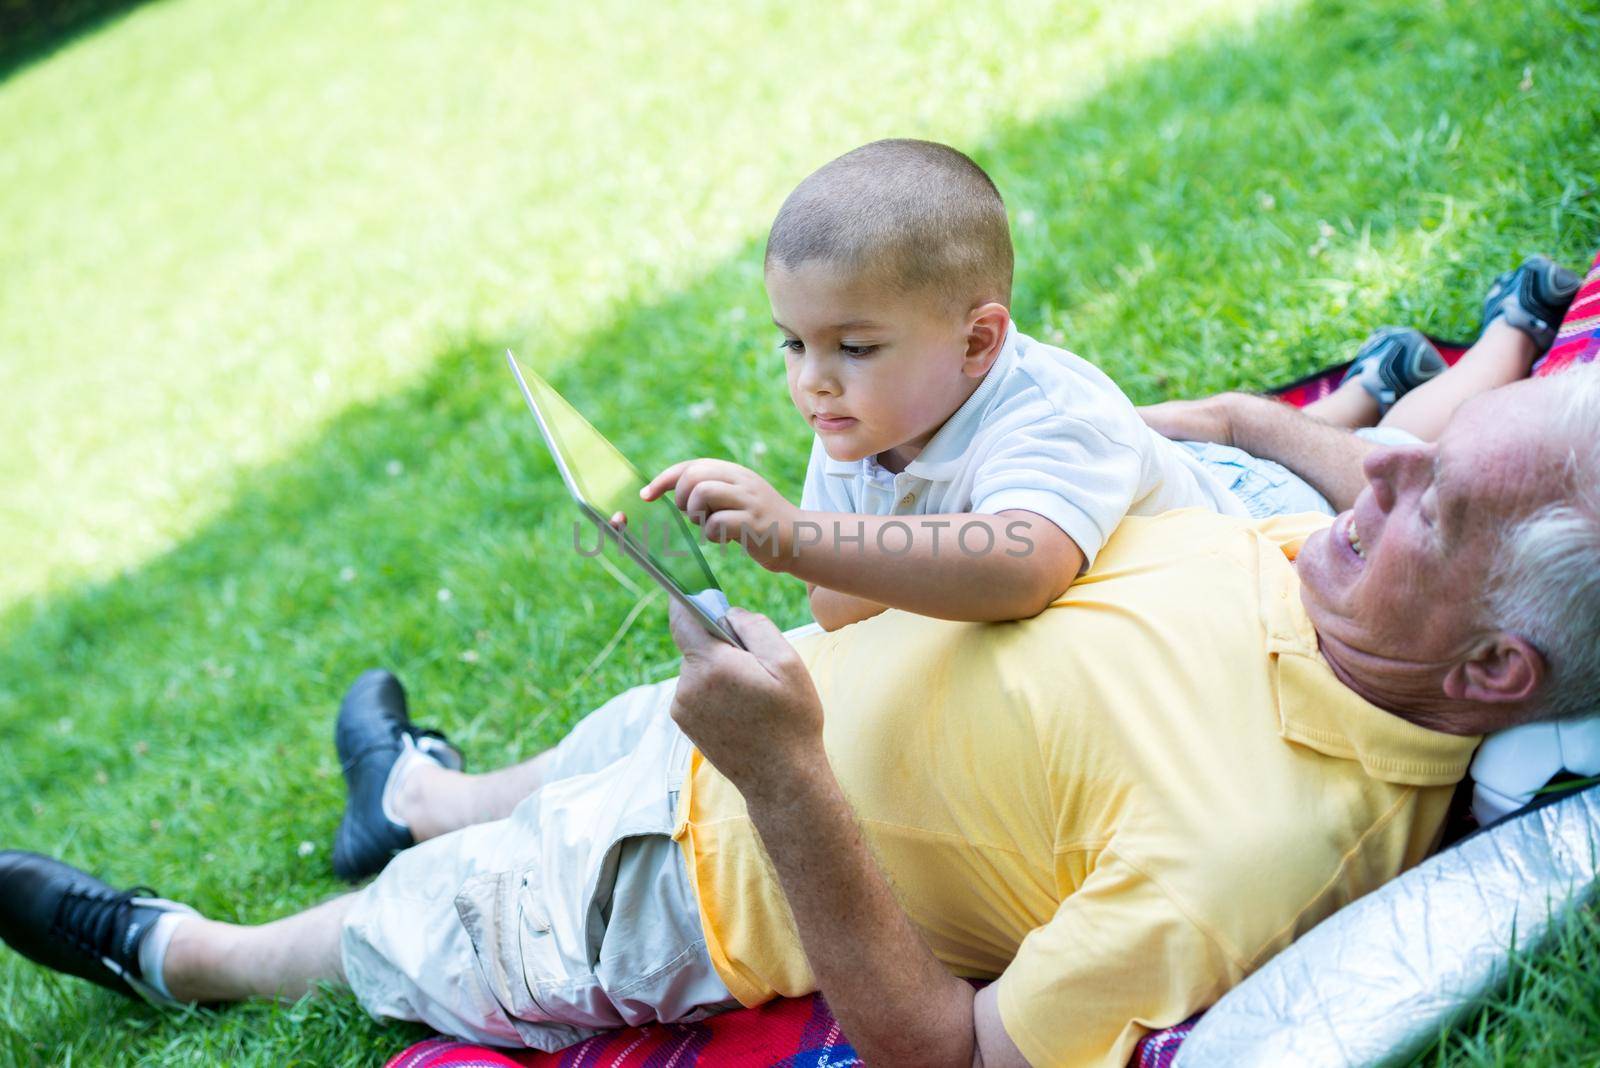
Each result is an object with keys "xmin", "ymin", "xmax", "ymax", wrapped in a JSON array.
[{"xmin": 2, "ymin": 0, "xmax": 1598, "ymax": 1064}]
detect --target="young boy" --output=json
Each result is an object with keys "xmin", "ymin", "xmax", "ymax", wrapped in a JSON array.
[{"xmin": 642, "ymin": 139, "xmax": 1246, "ymax": 630}]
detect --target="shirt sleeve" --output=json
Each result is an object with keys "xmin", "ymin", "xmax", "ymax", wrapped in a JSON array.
[
  {"xmin": 968, "ymin": 417, "xmax": 1144, "ymax": 569},
  {"xmin": 995, "ymin": 851, "xmax": 1240, "ymax": 1068},
  {"xmin": 799, "ymin": 436, "xmax": 853, "ymax": 513}
]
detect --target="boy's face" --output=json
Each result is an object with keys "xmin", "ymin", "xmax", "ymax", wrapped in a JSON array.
[{"xmin": 767, "ymin": 260, "xmax": 996, "ymax": 470}]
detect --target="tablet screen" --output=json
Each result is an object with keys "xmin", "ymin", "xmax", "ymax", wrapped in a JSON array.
[{"xmin": 517, "ymin": 362, "xmax": 724, "ymax": 601}]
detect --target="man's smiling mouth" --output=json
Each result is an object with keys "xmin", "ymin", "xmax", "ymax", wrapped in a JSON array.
[{"xmin": 1349, "ymin": 515, "xmax": 1366, "ymax": 559}]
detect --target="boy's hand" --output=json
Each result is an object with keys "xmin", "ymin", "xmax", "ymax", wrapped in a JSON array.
[{"xmin": 642, "ymin": 459, "xmax": 800, "ymax": 564}]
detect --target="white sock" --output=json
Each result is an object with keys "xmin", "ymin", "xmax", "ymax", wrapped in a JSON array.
[
  {"xmin": 381, "ymin": 735, "xmax": 430, "ymax": 829},
  {"xmin": 135, "ymin": 907, "xmax": 192, "ymax": 1005}
]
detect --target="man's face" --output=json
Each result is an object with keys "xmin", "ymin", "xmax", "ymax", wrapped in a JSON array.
[
  {"xmin": 1297, "ymin": 379, "xmax": 1568, "ymax": 692},
  {"xmin": 767, "ymin": 261, "xmax": 982, "ymax": 470}
]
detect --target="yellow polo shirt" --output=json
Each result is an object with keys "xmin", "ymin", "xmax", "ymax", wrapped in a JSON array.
[{"xmin": 672, "ymin": 509, "xmax": 1478, "ymax": 1068}]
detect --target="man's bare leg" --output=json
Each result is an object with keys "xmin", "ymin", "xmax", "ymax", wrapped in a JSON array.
[
  {"xmin": 158, "ymin": 749, "xmax": 561, "ymax": 1004},
  {"xmin": 393, "ymin": 750, "xmax": 558, "ymax": 842},
  {"xmin": 1379, "ymin": 320, "xmax": 1539, "ymax": 441},
  {"xmin": 156, "ymin": 742, "xmax": 553, "ymax": 1004},
  {"xmin": 160, "ymin": 895, "xmax": 354, "ymax": 1003},
  {"xmin": 0, "ymin": 850, "xmax": 361, "ymax": 1010},
  {"xmin": 1302, "ymin": 377, "xmax": 1381, "ymax": 429},
  {"xmin": 156, "ymin": 743, "xmax": 553, "ymax": 1003}
]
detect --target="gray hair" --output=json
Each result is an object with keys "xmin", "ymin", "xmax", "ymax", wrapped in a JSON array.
[
  {"xmin": 765, "ymin": 139, "xmax": 1013, "ymax": 310},
  {"xmin": 1484, "ymin": 360, "xmax": 1600, "ymax": 721}
]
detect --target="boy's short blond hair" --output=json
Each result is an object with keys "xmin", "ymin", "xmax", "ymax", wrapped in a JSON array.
[{"xmin": 764, "ymin": 139, "xmax": 1013, "ymax": 312}]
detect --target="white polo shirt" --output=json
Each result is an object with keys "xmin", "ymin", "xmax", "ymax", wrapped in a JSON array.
[{"xmin": 799, "ymin": 326, "xmax": 1247, "ymax": 567}]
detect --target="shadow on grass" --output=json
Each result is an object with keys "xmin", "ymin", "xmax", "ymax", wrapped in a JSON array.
[
  {"xmin": 0, "ymin": 0, "xmax": 154, "ymax": 83},
  {"xmin": 1, "ymin": 0, "xmax": 1597, "ymax": 1063}
]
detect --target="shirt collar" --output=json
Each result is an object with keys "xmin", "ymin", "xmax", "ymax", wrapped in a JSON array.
[
  {"xmin": 822, "ymin": 452, "xmax": 862, "ymax": 479},
  {"xmin": 1257, "ymin": 529, "xmax": 1479, "ymax": 787},
  {"xmin": 901, "ymin": 324, "xmax": 1022, "ymax": 482}
]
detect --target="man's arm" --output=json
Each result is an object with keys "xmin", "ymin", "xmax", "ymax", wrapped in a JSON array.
[
  {"xmin": 666, "ymin": 602, "xmax": 1030, "ymax": 1068},
  {"xmin": 1139, "ymin": 392, "xmax": 1376, "ymax": 512}
]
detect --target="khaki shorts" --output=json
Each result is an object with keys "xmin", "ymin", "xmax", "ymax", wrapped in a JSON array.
[{"xmin": 340, "ymin": 678, "xmax": 735, "ymax": 1050}]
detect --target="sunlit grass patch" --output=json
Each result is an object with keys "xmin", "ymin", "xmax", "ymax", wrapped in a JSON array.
[{"xmin": 0, "ymin": 0, "xmax": 1281, "ymax": 608}]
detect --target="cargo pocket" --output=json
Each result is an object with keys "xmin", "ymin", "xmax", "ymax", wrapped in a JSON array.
[
  {"xmin": 513, "ymin": 862, "xmax": 610, "ymax": 1048},
  {"xmin": 588, "ymin": 775, "xmax": 731, "ymax": 1027},
  {"xmin": 453, "ymin": 706, "xmax": 701, "ymax": 1048},
  {"xmin": 594, "ymin": 832, "xmax": 731, "ymax": 1027},
  {"xmin": 455, "ymin": 867, "xmax": 605, "ymax": 1052},
  {"xmin": 507, "ymin": 824, "xmax": 667, "ymax": 1040}
]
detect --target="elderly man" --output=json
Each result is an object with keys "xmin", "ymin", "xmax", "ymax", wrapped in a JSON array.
[{"xmin": 3, "ymin": 362, "xmax": 1598, "ymax": 1068}]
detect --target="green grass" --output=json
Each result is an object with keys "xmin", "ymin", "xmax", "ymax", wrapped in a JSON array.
[
  {"xmin": 1422, "ymin": 901, "xmax": 1600, "ymax": 1068},
  {"xmin": 2, "ymin": 0, "xmax": 1598, "ymax": 1063}
]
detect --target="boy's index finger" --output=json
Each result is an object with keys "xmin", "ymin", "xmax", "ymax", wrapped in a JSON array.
[{"xmin": 640, "ymin": 460, "xmax": 693, "ymax": 501}]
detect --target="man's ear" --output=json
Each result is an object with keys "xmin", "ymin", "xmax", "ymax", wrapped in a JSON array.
[
  {"xmin": 1443, "ymin": 634, "xmax": 1546, "ymax": 706},
  {"xmin": 962, "ymin": 302, "xmax": 1011, "ymax": 378}
]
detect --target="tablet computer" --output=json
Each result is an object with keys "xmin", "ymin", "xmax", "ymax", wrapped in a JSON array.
[{"xmin": 505, "ymin": 351, "xmax": 744, "ymax": 648}]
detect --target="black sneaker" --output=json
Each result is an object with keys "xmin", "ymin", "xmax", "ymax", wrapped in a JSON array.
[
  {"xmin": 1481, "ymin": 255, "xmax": 1582, "ymax": 352},
  {"xmin": 0, "ymin": 851, "xmax": 194, "ymax": 1005},
  {"xmin": 332, "ymin": 669, "xmax": 462, "ymax": 882},
  {"xmin": 1339, "ymin": 326, "xmax": 1447, "ymax": 413}
]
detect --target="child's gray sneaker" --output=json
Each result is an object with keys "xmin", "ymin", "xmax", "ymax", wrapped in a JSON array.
[
  {"xmin": 1481, "ymin": 255, "xmax": 1582, "ymax": 352},
  {"xmin": 1339, "ymin": 326, "xmax": 1447, "ymax": 414}
]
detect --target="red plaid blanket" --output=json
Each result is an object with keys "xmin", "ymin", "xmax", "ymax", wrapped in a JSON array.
[
  {"xmin": 387, "ymin": 995, "xmax": 853, "ymax": 1068},
  {"xmin": 388, "ymin": 245, "xmax": 1600, "ymax": 1068},
  {"xmin": 382, "ymin": 997, "xmax": 1198, "ymax": 1068}
]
